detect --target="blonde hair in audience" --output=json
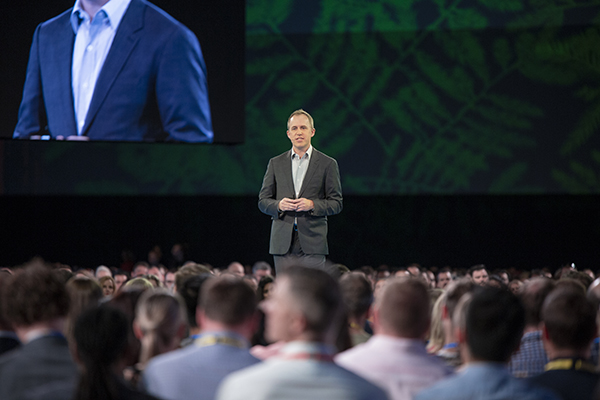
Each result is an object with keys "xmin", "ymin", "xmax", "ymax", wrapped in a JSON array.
[
  {"xmin": 134, "ymin": 289, "xmax": 187, "ymax": 366},
  {"xmin": 427, "ymin": 292, "xmax": 446, "ymax": 354}
]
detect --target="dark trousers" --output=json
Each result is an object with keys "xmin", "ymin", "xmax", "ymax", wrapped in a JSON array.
[{"xmin": 273, "ymin": 228, "xmax": 325, "ymax": 276}]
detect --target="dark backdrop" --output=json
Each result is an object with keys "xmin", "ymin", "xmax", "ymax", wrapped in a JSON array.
[{"xmin": 1, "ymin": 195, "xmax": 598, "ymax": 270}]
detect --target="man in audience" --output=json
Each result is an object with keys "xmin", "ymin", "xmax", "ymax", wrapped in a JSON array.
[
  {"xmin": 0, "ymin": 274, "xmax": 20, "ymax": 356},
  {"xmin": 114, "ymin": 270, "xmax": 130, "ymax": 292},
  {"xmin": 336, "ymin": 278, "xmax": 451, "ymax": 400},
  {"xmin": 132, "ymin": 262, "xmax": 150, "ymax": 278},
  {"xmin": 142, "ymin": 276, "xmax": 260, "ymax": 400},
  {"xmin": 436, "ymin": 268, "xmax": 452, "ymax": 289},
  {"xmin": 529, "ymin": 287, "xmax": 599, "ymax": 400},
  {"xmin": 339, "ymin": 272, "xmax": 373, "ymax": 346},
  {"xmin": 165, "ymin": 271, "xmax": 176, "ymax": 292},
  {"xmin": 406, "ymin": 264, "xmax": 421, "ymax": 278},
  {"xmin": 416, "ymin": 287, "xmax": 558, "ymax": 400},
  {"xmin": 468, "ymin": 264, "xmax": 489, "ymax": 286},
  {"xmin": 252, "ymin": 261, "xmax": 273, "ymax": 280},
  {"xmin": 95, "ymin": 265, "xmax": 112, "ymax": 279},
  {"xmin": 0, "ymin": 264, "xmax": 77, "ymax": 399},
  {"xmin": 436, "ymin": 278, "xmax": 475, "ymax": 368},
  {"xmin": 177, "ymin": 274, "xmax": 213, "ymax": 347},
  {"xmin": 226, "ymin": 262, "xmax": 246, "ymax": 277},
  {"xmin": 174, "ymin": 263, "xmax": 212, "ymax": 292},
  {"xmin": 508, "ymin": 277, "xmax": 555, "ymax": 378},
  {"xmin": 148, "ymin": 266, "xmax": 165, "ymax": 285},
  {"xmin": 217, "ymin": 266, "xmax": 387, "ymax": 400}
]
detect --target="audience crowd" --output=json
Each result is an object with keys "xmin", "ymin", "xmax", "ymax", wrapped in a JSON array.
[{"xmin": 0, "ymin": 252, "xmax": 599, "ymax": 400}]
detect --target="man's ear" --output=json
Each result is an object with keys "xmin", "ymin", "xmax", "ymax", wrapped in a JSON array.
[
  {"xmin": 456, "ymin": 326, "xmax": 467, "ymax": 345},
  {"xmin": 542, "ymin": 322, "xmax": 550, "ymax": 341},
  {"xmin": 132, "ymin": 319, "xmax": 143, "ymax": 340},
  {"xmin": 196, "ymin": 307, "xmax": 204, "ymax": 329}
]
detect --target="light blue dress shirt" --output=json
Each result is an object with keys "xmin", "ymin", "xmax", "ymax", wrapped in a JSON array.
[
  {"xmin": 291, "ymin": 145, "xmax": 313, "ymax": 198},
  {"xmin": 415, "ymin": 363, "xmax": 559, "ymax": 400},
  {"xmin": 70, "ymin": 0, "xmax": 130, "ymax": 135}
]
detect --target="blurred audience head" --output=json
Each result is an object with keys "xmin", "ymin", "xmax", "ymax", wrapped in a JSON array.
[
  {"xmin": 263, "ymin": 266, "xmax": 343, "ymax": 344},
  {"xmin": 226, "ymin": 262, "xmax": 245, "ymax": 278},
  {"xmin": 542, "ymin": 287, "xmax": 597, "ymax": 357},
  {"xmin": 374, "ymin": 277, "xmax": 430, "ymax": 339},
  {"xmin": 95, "ymin": 265, "xmax": 112, "ymax": 279},
  {"xmin": 519, "ymin": 277, "xmax": 556, "ymax": 328},
  {"xmin": 464, "ymin": 287, "xmax": 525, "ymax": 363},
  {"xmin": 177, "ymin": 273, "xmax": 212, "ymax": 330},
  {"xmin": 2, "ymin": 263, "xmax": 70, "ymax": 340},
  {"xmin": 134, "ymin": 289, "xmax": 187, "ymax": 365},
  {"xmin": 73, "ymin": 305, "xmax": 130, "ymax": 400},
  {"xmin": 252, "ymin": 261, "xmax": 272, "ymax": 279}
]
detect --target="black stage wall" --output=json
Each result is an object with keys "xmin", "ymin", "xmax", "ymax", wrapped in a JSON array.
[{"xmin": 1, "ymin": 195, "xmax": 598, "ymax": 271}]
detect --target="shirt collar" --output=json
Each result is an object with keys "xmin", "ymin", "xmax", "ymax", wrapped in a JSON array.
[
  {"xmin": 71, "ymin": 0, "xmax": 131, "ymax": 33},
  {"xmin": 291, "ymin": 145, "xmax": 313, "ymax": 160}
]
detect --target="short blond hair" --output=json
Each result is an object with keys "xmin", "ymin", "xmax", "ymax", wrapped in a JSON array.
[{"xmin": 287, "ymin": 109, "xmax": 314, "ymax": 130}]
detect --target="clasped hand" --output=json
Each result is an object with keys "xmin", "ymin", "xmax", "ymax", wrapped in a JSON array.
[{"xmin": 279, "ymin": 197, "xmax": 314, "ymax": 212}]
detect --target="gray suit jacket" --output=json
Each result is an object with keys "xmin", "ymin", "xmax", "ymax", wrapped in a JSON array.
[
  {"xmin": 0, "ymin": 335, "xmax": 77, "ymax": 400},
  {"xmin": 258, "ymin": 148, "xmax": 343, "ymax": 255}
]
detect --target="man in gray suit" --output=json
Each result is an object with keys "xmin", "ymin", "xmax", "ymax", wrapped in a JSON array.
[{"xmin": 258, "ymin": 109, "xmax": 343, "ymax": 273}]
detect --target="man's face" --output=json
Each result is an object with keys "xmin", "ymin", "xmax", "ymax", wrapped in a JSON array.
[
  {"xmin": 132, "ymin": 266, "xmax": 147, "ymax": 278},
  {"xmin": 254, "ymin": 269, "xmax": 271, "ymax": 280},
  {"xmin": 148, "ymin": 267, "xmax": 164, "ymax": 283},
  {"xmin": 437, "ymin": 272, "xmax": 452, "ymax": 289},
  {"xmin": 263, "ymin": 277, "xmax": 299, "ymax": 343},
  {"xmin": 472, "ymin": 269, "xmax": 489, "ymax": 286},
  {"xmin": 227, "ymin": 263, "xmax": 245, "ymax": 277},
  {"xmin": 165, "ymin": 272, "xmax": 176, "ymax": 291},
  {"xmin": 114, "ymin": 274, "xmax": 128, "ymax": 291},
  {"xmin": 287, "ymin": 114, "xmax": 315, "ymax": 152}
]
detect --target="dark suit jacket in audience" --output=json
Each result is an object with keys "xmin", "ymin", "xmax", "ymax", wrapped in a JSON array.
[{"xmin": 0, "ymin": 334, "xmax": 77, "ymax": 400}]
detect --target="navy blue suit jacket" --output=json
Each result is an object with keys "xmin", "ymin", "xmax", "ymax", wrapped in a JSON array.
[{"xmin": 14, "ymin": 0, "xmax": 213, "ymax": 142}]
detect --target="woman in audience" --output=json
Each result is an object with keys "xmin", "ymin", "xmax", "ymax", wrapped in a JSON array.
[
  {"xmin": 107, "ymin": 287, "xmax": 149, "ymax": 384},
  {"xmin": 65, "ymin": 276, "xmax": 102, "ymax": 346},
  {"xmin": 426, "ymin": 292, "xmax": 446, "ymax": 354},
  {"xmin": 132, "ymin": 289, "xmax": 187, "ymax": 384},
  {"xmin": 99, "ymin": 276, "xmax": 116, "ymax": 298},
  {"xmin": 257, "ymin": 276, "xmax": 274, "ymax": 301},
  {"xmin": 73, "ymin": 305, "xmax": 158, "ymax": 400}
]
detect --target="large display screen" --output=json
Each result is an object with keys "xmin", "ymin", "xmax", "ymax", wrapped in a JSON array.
[{"xmin": 1, "ymin": 0, "xmax": 244, "ymax": 144}]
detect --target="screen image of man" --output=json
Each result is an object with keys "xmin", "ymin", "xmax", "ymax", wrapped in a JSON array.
[
  {"xmin": 258, "ymin": 109, "xmax": 343, "ymax": 273},
  {"xmin": 13, "ymin": 0, "xmax": 213, "ymax": 142}
]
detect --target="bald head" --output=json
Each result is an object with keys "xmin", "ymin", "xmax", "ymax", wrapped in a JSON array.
[{"xmin": 375, "ymin": 277, "xmax": 430, "ymax": 339}]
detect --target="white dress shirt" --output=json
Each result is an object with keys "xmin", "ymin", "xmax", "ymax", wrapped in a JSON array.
[{"xmin": 71, "ymin": 0, "xmax": 130, "ymax": 134}]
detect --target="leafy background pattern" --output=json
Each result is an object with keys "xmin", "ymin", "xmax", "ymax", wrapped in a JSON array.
[{"xmin": 4, "ymin": 0, "xmax": 600, "ymax": 195}]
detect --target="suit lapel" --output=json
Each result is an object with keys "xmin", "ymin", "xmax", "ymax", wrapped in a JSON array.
[
  {"xmin": 282, "ymin": 150, "xmax": 295, "ymax": 197},
  {"xmin": 299, "ymin": 149, "xmax": 320, "ymax": 198},
  {"xmin": 81, "ymin": 0, "xmax": 144, "ymax": 135},
  {"xmin": 54, "ymin": 16, "xmax": 77, "ymax": 136}
]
